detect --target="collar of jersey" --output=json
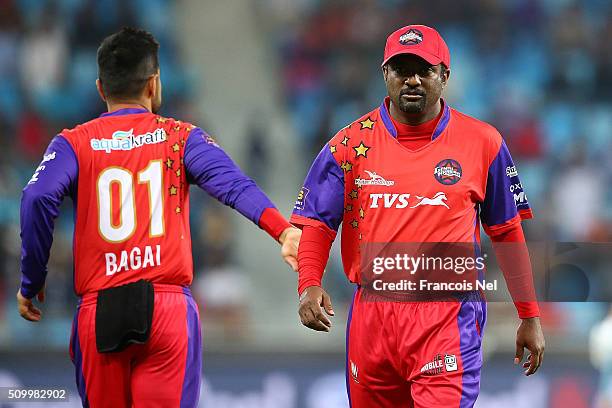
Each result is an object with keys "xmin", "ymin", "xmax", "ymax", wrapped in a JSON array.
[
  {"xmin": 100, "ymin": 108, "xmax": 150, "ymax": 118},
  {"xmin": 379, "ymin": 97, "xmax": 450, "ymax": 141}
]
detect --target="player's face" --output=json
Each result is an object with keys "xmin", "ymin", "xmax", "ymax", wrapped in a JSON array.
[{"xmin": 383, "ymin": 55, "xmax": 448, "ymax": 115}]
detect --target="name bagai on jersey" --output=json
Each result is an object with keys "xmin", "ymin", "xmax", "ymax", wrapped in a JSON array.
[
  {"xmin": 91, "ymin": 128, "xmax": 167, "ymax": 153},
  {"xmin": 105, "ymin": 245, "xmax": 161, "ymax": 276}
]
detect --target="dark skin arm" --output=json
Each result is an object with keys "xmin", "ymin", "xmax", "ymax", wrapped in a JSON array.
[
  {"xmin": 515, "ymin": 317, "xmax": 545, "ymax": 375},
  {"xmin": 298, "ymin": 285, "xmax": 335, "ymax": 332},
  {"xmin": 16, "ymin": 285, "xmax": 45, "ymax": 322},
  {"xmin": 490, "ymin": 228, "xmax": 545, "ymax": 375}
]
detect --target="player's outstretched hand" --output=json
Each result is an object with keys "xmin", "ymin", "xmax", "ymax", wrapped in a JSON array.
[
  {"xmin": 279, "ymin": 226, "xmax": 301, "ymax": 272},
  {"xmin": 514, "ymin": 317, "xmax": 545, "ymax": 376},
  {"xmin": 16, "ymin": 286, "xmax": 45, "ymax": 322},
  {"xmin": 298, "ymin": 285, "xmax": 334, "ymax": 332}
]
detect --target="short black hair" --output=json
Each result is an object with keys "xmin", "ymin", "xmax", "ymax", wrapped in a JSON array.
[{"xmin": 97, "ymin": 27, "xmax": 159, "ymax": 100}]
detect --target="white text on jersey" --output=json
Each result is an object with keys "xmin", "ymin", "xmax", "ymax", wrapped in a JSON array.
[
  {"xmin": 91, "ymin": 128, "xmax": 167, "ymax": 153},
  {"xmin": 105, "ymin": 245, "xmax": 161, "ymax": 276},
  {"xmin": 369, "ymin": 193, "xmax": 450, "ymax": 209}
]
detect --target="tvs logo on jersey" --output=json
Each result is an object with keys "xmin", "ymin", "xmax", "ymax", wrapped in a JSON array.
[
  {"xmin": 411, "ymin": 192, "xmax": 449, "ymax": 209},
  {"xmin": 399, "ymin": 29, "xmax": 423, "ymax": 45},
  {"xmin": 369, "ymin": 192, "xmax": 450, "ymax": 209},
  {"xmin": 355, "ymin": 170, "xmax": 395, "ymax": 187},
  {"xmin": 433, "ymin": 159, "xmax": 462, "ymax": 185},
  {"xmin": 90, "ymin": 128, "xmax": 167, "ymax": 153},
  {"xmin": 294, "ymin": 187, "xmax": 310, "ymax": 211},
  {"xmin": 420, "ymin": 354, "xmax": 458, "ymax": 376}
]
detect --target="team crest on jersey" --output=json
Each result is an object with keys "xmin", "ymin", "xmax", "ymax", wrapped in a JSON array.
[
  {"xmin": 90, "ymin": 128, "xmax": 167, "ymax": 153},
  {"xmin": 399, "ymin": 29, "xmax": 423, "ymax": 45},
  {"xmin": 433, "ymin": 159, "xmax": 462, "ymax": 185},
  {"xmin": 355, "ymin": 170, "xmax": 395, "ymax": 187}
]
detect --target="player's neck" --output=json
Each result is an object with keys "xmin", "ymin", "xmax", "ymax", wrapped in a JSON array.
[
  {"xmin": 106, "ymin": 100, "xmax": 152, "ymax": 114},
  {"xmin": 389, "ymin": 99, "xmax": 441, "ymax": 126}
]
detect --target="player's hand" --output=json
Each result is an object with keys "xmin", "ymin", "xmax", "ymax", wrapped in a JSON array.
[
  {"xmin": 298, "ymin": 285, "xmax": 334, "ymax": 332},
  {"xmin": 16, "ymin": 285, "xmax": 45, "ymax": 322},
  {"xmin": 279, "ymin": 226, "xmax": 301, "ymax": 272},
  {"xmin": 514, "ymin": 317, "xmax": 545, "ymax": 376}
]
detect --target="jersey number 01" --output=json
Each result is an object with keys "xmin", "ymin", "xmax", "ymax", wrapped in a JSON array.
[{"xmin": 97, "ymin": 160, "xmax": 165, "ymax": 243}]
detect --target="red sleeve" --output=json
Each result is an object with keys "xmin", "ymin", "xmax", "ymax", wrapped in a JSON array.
[
  {"xmin": 258, "ymin": 207, "xmax": 291, "ymax": 241},
  {"xmin": 489, "ymin": 222, "xmax": 540, "ymax": 319},
  {"xmin": 297, "ymin": 224, "xmax": 335, "ymax": 295}
]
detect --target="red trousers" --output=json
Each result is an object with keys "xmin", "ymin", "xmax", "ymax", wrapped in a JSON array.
[
  {"xmin": 346, "ymin": 287, "xmax": 486, "ymax": 408},
  {"xmin": 70, "ymin": 284, "xmax": 201, "ymax": 408}
]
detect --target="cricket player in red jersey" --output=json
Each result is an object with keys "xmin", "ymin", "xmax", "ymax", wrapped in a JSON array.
[
  {"xmin": 292, "ymin": 25, "xmax": 545, "ymax": 407},
  {"xmin": 17, "ymin": 27, "xmax": 300, "ymax": 408}
]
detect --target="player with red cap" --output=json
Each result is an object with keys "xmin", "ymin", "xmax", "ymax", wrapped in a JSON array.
[{"xmin": 292, "ymin": 25, "xmax": 545, "ymax": 407}]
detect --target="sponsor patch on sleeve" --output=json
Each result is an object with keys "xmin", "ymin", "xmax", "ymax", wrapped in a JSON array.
[{"xmin": 294, "ymin": 187, "xmax": 310, "ymax": 211}]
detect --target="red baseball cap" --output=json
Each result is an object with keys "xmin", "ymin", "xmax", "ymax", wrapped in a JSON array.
[{"xmin": 381, "ymin": 25, "xmax": 450, "ymax": 68}]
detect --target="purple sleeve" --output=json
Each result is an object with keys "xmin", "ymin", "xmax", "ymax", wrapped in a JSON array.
[
  {"xmin": 20, "ymin": 135, "xmax": 78, "ymax": 299},
  {"xmin": 184, "ymin": 127, "xmax": 275, "ymax": 224},
  {"xmin": 480, "ymin": 140, "xmax": 532, "ymax": 228},
  {"xmin": 291, "ymin": 144, "xmax": 345, "ymax": 231}
]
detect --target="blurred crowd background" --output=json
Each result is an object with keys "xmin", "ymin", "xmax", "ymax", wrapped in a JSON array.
[{"xmin": 0, "ymin": 0, "xmax": 610, "ymax": 407}]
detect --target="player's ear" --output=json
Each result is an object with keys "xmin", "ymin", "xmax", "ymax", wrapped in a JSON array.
[
  {"xmin": 145, "ymin": 74, "xmax": 157, "ymax": 99},
  {"xmin": 382, "ymin": 64, "xmax": 388, "ymax": 82},
  {"xmin": 441, "ymin": 65, "xmax": 450, "ymax": 86},
  {"xmin": 145, "ymin": 72, "xmax": 160, "ymax": 99},
  {"xmin": 96, "ymin": 79, "xmax": 107, "ymax": 102}
]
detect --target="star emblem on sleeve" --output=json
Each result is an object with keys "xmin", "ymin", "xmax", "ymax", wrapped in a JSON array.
[
  {"xmin": 165, "ymin": 158, "xmax": 174, "ymax": 169},
  {"xmin": 175, "ymin": 168, "xmax": 181, "ymax": 177},
  {"xmin": 350, "ymin": 219, "xmax": 359, "ymax": 229},
  {"xmin": 349, "ymin": 189, "xmax": 358, "ymax": 200},
  {"xmin": 175, "ymin": 206, "xmax": 182, "ymax": 214},
  {"xmin": 341, "ymin": 136, "xmax": 350, "ymax": 146},
  {"xmin": 359, "ymin": 118, "xmax": 375, "ymax": 130},
  {"xmin": 359, "ymin": 207, "xmax": 365, "ymax": 219},
  {"xmin": 169, "ymin": 185, "xmax": 178, "ymax": 196},
  {"xmin": 345, "ymin": 204, "xmax": 353, "ymax": 212},
  {"xmin": 330, "ymin": 144, "xmax": 337, "ymax": 154},
  {"xmin": 340, "ymin": 161, "xmax": 353, "ymax": 173},
  {"xmin": 172, "ymin": 143, "xmax": 180, "ymax": 152},
  {"xmin": 353, "ymin": 142, "xmax": 370, "ymax": 158},
  {"xmin": 156, "ymin": 116, "xmax": 167, "ymax": 124}
]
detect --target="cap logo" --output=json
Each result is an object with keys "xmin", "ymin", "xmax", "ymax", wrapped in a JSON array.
[{"xmin": 399, "ymin": 29, "xmax": 423, "ymax": 45}]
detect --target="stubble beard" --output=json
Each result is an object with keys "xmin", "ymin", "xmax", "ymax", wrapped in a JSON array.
[{"xmin": 398, "ymin": 94, "xmax": 427, "ymax": 114}]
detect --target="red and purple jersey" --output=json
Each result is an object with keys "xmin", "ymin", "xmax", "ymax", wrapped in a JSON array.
[
  {"xmin": 20, "ymin": 108, "xmax": 279, "ymax": 297},
  {"xmin": 291, "ymin": 98, "xmax": 533, "ymax": 285}
]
